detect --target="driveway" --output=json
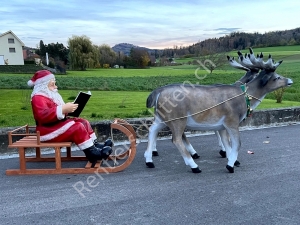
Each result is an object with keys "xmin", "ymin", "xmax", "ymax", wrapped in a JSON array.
[{"xmin": 0, "ymin": 124, "xmax": 299, "ymax": 225}]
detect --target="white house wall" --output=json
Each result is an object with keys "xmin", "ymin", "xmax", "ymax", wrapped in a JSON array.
[{"xmin": 0, "ymin": 32, "xmax": 24, "ymax": 65}]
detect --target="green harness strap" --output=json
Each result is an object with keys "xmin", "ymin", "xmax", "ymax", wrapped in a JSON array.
[{"xmin": 240, "ymin": 84, "xmax": 252, "ymax": 117}]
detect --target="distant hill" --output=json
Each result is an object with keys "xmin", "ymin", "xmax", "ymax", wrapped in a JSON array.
[
  {"xmin": 113, "ymin": 27, "xmax": 300, "ymax": 58},
  {"xmin": 112, "ymin": 43, "xmax": 160, "ymax": 56}
]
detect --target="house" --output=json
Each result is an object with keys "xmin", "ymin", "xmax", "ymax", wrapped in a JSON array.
[
  {"xmin": 23, "ymin": 47, "xmax": 39, "ymax": 61},
  {"xmin": 0, "ymin": 30, "xmax": 25, "ymax": 65}
]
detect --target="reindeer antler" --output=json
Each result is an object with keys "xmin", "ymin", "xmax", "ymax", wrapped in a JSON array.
[
  {"xmin": 249, "ymin": 48, "xmax": 282, "ymax": 71},
  {"xmin": 237, "ymin": 50, "xmax": 260, "ymax": 72},
  {"xmin": 227, "ymin": 55, "xmax": 250, "ymax": 71}
]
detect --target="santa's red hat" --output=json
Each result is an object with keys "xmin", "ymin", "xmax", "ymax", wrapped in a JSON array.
[{"xmin": 27, "ymin": 70, "xmax": 55, "ymax": 87}]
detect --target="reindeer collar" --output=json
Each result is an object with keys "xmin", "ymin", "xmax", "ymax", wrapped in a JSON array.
[{"xmin": 240, "ymin": 84, "xmax": 253, "ymax": 117}]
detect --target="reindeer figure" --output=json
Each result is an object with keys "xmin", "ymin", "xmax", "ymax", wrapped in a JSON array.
[
  {"xmin": 144, "ymin": 48, "xmax": 293, "ymax": 173},
  {"xmin": 150, "ymin": 52, "xmax": 260, "ymax": 164}
]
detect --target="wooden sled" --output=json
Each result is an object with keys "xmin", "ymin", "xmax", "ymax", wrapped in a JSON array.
[{"xmin": 5, "ymin": 119, "xmax": 136, "ymax": 175}]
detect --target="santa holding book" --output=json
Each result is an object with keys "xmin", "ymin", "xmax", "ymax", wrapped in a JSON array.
[{"xmin": 28, "ymin": 70, "xmax": 112, "ymax": 166}]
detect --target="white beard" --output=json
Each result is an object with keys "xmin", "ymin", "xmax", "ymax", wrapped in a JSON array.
[{"xmin": 31, "ymin": 82, "xmax": 65, "ymax": 105}]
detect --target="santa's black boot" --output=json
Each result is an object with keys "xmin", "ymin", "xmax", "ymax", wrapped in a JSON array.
[
  {"xmin": 100, "ymin": 146, "xmax": 113, "ymax": 160},
  {"xmin": 104, "ymin": 139, "xmax": 113, "ymax": 147},
  {"xmin": 83, "ymin": 145, "xmax": 103, "ymax": 167},
  {"xmin": 94, "ymin": 139, "xmax": 114, "ymax": 149}
]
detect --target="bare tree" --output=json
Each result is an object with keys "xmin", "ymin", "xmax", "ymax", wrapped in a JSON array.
[{"xmin": 197, "ymin": 52, "xmax": 228, "ymax": 73}]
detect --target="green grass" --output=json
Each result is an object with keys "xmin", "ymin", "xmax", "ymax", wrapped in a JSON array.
[
  {"xmin": 256, "ymin": 99, "xmax": 300, "ymax": 109},
  {"xmin": 1, "ymin": 89, "xmax": 300, "ymax": 128},
  {"xmin": 0, "ymin": 90, "xmax": 152, "ymax": 127},
  {"xmin": 3, "ymin": 65, "xmax": 205, "ymax": 77}
]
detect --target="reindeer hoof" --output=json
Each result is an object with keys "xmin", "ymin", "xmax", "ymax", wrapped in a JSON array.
[
  {"xmin": 234, "ymin": 160, "xmax": 240, "ymax": 167},
  {"xmin": 226, "ymin": 165, "xmax": 234, "ymax": 173},
  {"xmin": 191, "ymin": 153, "xmax": 200, "ymax": 159},
  {"xmin": 152, "ymin": 151, "xmax": 159, "ymax": 156},
  {"xmin": 191, "ymin": 167, "xmax": 202, "ymax": 173},
  {"xmin": 146, "ymin": 162, "xmax": 155, "ymax": 168},
  {"xmin": 219, "ymin": 150, "xmax": 226, "ymax": 158}
]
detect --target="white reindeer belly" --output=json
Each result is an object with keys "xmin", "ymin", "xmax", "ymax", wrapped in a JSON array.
[{"xmin": 186, "ymin": 114, "xmax": 225, "ymax": 131}]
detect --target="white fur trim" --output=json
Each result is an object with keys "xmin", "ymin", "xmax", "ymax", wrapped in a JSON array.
[
  {"xmin": 77, "ymin": 138, "xmax": 94, "ymax": 150},
  {"xmin": 90, "ymin": 133, "xmax": 97, "ymax": 141},
  {"xmin": 34, "ymin": 73, "xmax": 55, "ymax": 85},
  {"xmin": 27, "ymin": 80, "xmax": 34, "ymax": 87},
  {"xmin": 56, "ymin": 105, "xmax": 65, "ymax": 120},
  {"xmin": 40, "ymin": 121, "xmax": 75, "ymax": 141}
]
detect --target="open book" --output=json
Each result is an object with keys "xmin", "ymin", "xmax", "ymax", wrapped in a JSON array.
[{"xmin": 68, "ymin": 91, "xmax": 91, "ymax": 117}]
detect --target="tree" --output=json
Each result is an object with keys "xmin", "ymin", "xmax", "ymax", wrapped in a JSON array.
[
  {"xmin": 45, "ymin": 42, "xmax": 69, "ymax": 65},
  {"xmin": 129, "ymin": 48, "xmax": 150, "ymax": 68},
  {"xmin": 68, "ymin": 35, "xmax": 99, "ymax": 70},
  {"xmin": 115, "ymin": 51, "xmax": 126, "ymax": 67},
  {"xmin": 35, "ymin": 41, "xmax": 69, "ymax": 68},
  {"xmin": 197, "ymin": 52, "xmax": 228, "ymax": 73},
  {"xmin": 98, "ymin": 44, "xmax": 117, "ymax": 67},
  {"xmin": 36, "ymin": 40, "xmax": 46, "ymax": 57}
]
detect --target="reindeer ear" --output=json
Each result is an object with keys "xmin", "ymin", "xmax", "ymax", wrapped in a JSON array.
[{"xmin": 261, "ymin": 73, "xmax": 272, "ymax": 86}]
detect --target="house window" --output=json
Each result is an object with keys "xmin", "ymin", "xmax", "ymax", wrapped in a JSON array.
[
  {"xmin": 8, "ymin": 38, "xmax": 15, "ymax": 44},
  {"xmin": 9, "ymin": 48, "xmax": 16, "ymax": 53}
]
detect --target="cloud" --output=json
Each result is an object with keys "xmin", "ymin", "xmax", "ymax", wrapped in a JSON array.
[
  {"xmin": 213, "ymin": 28, "xmax": 241, "ymax": 32},
  {"xmin": 1, "ymin": 0, "xmax": 300, "ymax": 49}
]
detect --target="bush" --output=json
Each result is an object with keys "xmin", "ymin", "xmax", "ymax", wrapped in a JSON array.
[
  {"xmin": 273, "ymin": 87, "xmax": 286, "ymax": 103},
  {"xmin": 24, "ymin": 60, "xmax": 35, "ymax": 65},
  {"xmin": 0, "ymin": 65, "xmax": 44, "ymax": 74}
]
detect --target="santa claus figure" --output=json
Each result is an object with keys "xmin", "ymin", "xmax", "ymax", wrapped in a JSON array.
[{"xmin": 28, "ymin": 70, "xmax": 112, "ymax": 166}]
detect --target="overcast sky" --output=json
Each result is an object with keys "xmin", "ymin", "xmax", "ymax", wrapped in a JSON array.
[{"xmin": 1, "ymin": 0, "xmax": 299, "ymax": 49}]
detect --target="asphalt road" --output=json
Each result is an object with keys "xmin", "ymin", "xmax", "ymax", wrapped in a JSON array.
[{"xmin": 0, "ymin": 124, "xmax": 300, "ymax": 225}]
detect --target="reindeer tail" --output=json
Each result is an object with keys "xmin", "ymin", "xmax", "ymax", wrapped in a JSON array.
[{"xmin": 146, "ymin": 90, "xmax": 160, "ymax": 108}]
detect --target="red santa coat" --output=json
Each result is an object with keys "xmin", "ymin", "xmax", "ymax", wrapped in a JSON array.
[{"xmin": 31, "ymin": 95, "xmax": 96, "ymax": 150}]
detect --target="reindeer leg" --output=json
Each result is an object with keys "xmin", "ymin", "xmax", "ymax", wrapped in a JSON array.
[
  {"xmin": 144, "ymin": 118, "xmax": 166, "ymax": 168},
  {"xmin": 218, "ymin": 129, "xmax": 240, "ymax": 167},
  {"xmin": 182, "ymin": 133, "xmax": 200, "ymax": 159},
  {"xmin": 218, "ymin": 129, "xmax": 231, "ymax": 158},
  {"xmin": 225, "ymin": 127, "xmax": 241, "ymax": 173},
  {"xmin": 151, "ymin": 133, "xmax": 159, "ymax": 157},
  {"xmin": 215, "ymin": 131, "xmax": 227, "ymax": 158},
  {"xmin": 169, "ymin": 123, "xmax": 201, "ymax": 173}
]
